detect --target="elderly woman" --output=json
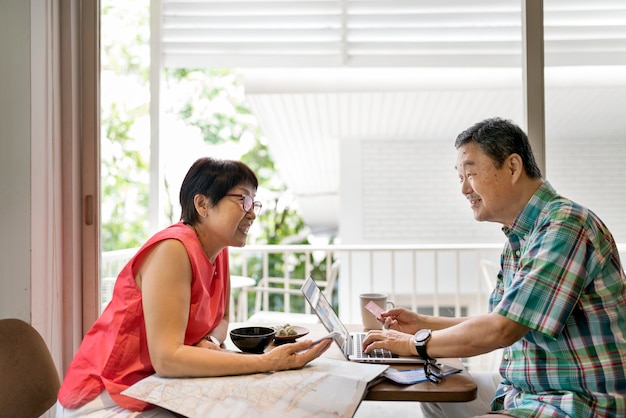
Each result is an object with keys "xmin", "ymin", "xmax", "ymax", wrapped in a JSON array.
[{"xmin": 57, "ymin": 157, "xmax": 331, "ymax": 417}]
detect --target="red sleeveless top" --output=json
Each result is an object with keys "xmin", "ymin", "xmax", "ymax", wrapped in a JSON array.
[{"xmin": 58, "ymin": 222, "xmax": 229, "ymax": 410}]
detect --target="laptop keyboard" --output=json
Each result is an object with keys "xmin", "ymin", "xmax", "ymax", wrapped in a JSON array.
[{"xmin": 354, "ymin": 333, "xmax": 394, "ymax": 359}]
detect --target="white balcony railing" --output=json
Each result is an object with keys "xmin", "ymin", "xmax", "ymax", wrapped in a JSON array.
[
  {"xmin": 227, "ymin": 243, "xmax": 505, "ymax": 321},
  {"xmin": 101, "ymin": 243, "xmax": 503, "ymax": 317},
  {"xmin": 102, "ymin": 243, "xmax": 626, "ymax": 318},
  {"xmin": 101, "ymin": 243, "xmax": 626, "ymax": 371}
]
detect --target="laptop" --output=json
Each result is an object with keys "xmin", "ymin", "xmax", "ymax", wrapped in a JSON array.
[{"xmin": 301, "ymin": 276, "xmax": 424, "ymax": 364}]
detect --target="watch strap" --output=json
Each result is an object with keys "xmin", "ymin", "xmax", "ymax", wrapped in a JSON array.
[{"xmin": 415, "ymin": 343, "xmax": 430, "ymax": 360}]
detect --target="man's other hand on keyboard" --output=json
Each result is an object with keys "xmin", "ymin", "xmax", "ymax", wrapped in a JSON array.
[{"xmin": 362, "ymin": 329, "xmax": 418, "ymax": 357}]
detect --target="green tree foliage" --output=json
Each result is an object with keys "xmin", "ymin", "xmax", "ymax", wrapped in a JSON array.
[
  {"xmin": 164, "ymin": 69, "xmax": 333, "ymax": 312},
  {"xmin": 163, "ymin": 68, "xmax": 309, "ymax": 246},
  {"xmin": 101, "ymin": 2, "xmax": 335, "ymax": 313},
  {"xmin": 100, "ymin": 1, "xmax": 150, "ymax": 251}
]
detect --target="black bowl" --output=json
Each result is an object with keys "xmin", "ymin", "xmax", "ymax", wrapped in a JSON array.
[{"xmin": 230, "ymin": 326, "xmax": 276, "ymax": 353}]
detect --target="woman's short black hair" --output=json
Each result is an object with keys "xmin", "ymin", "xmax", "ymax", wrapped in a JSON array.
[
  {"xmin": 179, "ymin": 157, "xmax": 259, "ymax": 224},
  {"xmin": 454, "ymin": 117, "xmax": 543, "ymax": 179}
]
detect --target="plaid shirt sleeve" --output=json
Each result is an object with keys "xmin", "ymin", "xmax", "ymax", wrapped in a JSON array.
[{"xmin": 489, "ymin": 182, "xmax": 626, "ymax": 418}]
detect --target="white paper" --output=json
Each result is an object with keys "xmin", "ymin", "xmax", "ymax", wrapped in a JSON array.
[{"xmin": 122, "ymin": 357, "xmax": 388, "ymax": 418}]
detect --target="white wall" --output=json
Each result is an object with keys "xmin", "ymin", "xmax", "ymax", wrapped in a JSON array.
[
  {"xmin": 337, "ymin": 132, "xmax": 626, "ymax": 323},
  {"xmin": 340, "ymin": 132, "xmax": 626, "ymax": 246},
  {"xmin": 0, "ymin": 0, "xmax": 31, "ymax": 321},
  {"xmin": 340, "ymin": 138, "xmax": 503, "ymax": 245},
  {"xmin": 338, "ymin": 138, "xmax": 504, "ymax": 323},
  {"xmin": 546, "ymin": 136, "xmax": 626, "ymax": 241}
]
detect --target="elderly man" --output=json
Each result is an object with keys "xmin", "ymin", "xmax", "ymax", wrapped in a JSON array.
[{"xmin": 363, "ymin": 117, "xmax": 626, "ymax": 417}]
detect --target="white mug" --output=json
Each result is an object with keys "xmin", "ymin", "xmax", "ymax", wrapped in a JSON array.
[{"xmin": 359, "ymin": 293, "xmax": 395, "ymax": 330}]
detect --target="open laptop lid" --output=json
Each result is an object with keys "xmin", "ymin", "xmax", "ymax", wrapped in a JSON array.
[
  {"xmin": 302, "ymin": 276, "xmax": 426, "ymax": 365},
  {"xmin": 301, "ymin": 276, "xmax": 350, "ymax": 357}
]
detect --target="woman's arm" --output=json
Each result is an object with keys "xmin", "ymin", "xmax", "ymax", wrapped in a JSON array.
[{"xmin": 137, "ymin": 239, "xmax": 329, "ymax": 377}]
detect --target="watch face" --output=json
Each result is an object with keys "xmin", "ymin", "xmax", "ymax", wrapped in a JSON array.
[{"xmin": 415, "ymin": 329, "xmax": 430, "ymax": 342}]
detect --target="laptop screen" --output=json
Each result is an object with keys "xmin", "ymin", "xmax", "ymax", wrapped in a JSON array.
[{"xmin": 301, "ymin": 276, "xmax": 350, "ymax": 349}]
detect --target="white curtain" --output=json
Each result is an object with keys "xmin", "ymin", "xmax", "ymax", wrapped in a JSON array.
[{"xmin": 30, "ymin": 0, "xmax": 100, "ymax": 378}]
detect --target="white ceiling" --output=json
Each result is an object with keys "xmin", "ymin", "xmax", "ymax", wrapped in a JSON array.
[
  {"xmin": 157, "ymin": 0, "xmax": 626, "ymax": 235},
  {"xmin": 241, "ymin": 66, "xmax": 626, "ymax": 234}
]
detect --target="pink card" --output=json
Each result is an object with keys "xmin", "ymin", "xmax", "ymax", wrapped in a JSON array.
[{"xmin": 365, "ymin": 300, "xmax": 385, "ymax": 319}]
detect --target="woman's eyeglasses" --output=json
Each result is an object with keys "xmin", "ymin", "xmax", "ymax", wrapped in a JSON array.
[{"xmin": 225, "ymin": 194, "xmax": 262, "ymax": 216}]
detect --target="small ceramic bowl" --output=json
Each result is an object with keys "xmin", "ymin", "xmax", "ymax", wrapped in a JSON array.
[{"xmin": 229, "ymin": 326, "xmax": 276, "ymax": 353}]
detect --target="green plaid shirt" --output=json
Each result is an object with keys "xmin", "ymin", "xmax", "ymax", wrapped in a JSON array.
[{"xmin": 489, "ymin": 182, "xmax": 626, "ymax": 418}]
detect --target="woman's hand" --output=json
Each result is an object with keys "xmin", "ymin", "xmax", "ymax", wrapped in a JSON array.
[
  {"xmin": 361, "ymin": 329, "xmax": 416, "ymax": 357},
  {"xmin": 380, "ymin": 307, "xmax": 421, "ymax": 334},
  {"xmin": 194, "ymin": 336, "xmax": 222, "ymax": 350},
  {"xmin": 261, "ymin": 338, "xmax": 333, "ymax": 371}
]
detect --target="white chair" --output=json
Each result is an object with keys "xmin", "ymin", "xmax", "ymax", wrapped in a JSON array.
[
  {"xmin": 101, "ymin": 276, "xmax": 117, "ymax": 312},
  {"xmin": 248, "ymin": 260, "xmax": 340, "ymax": 324},
  {"xmin": 230, "ymin": 275, "xmax": 256, "ymax": 321},
  {"xmin": 246, "ymin": 310, "xmax": 322, "ymax": 325},
  {"xmin": 480, "ymin": 259, "xmax": 499, "ymax": 291},
  {"xmin": 476, "ymin": 259, "xmax": 504, "ymax": 371}
]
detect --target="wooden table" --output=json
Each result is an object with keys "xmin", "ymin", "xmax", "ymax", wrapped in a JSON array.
[
  {"xmin": 363, "ymin": 360, "xmax": 477, "ymax": 402},
  {"xmin": 229, "ymin": 322, "xmax": 477, "ymax": 403}
]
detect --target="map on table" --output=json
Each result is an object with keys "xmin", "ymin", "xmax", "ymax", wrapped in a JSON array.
[{"xmin": 122, "ymin": 357, "xmax": 388, "ymax": 418}]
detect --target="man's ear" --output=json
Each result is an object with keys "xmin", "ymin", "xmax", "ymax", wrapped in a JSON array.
[{"xmin": 508, "ymin": 153, "xmax": 524, "ymax": 182}]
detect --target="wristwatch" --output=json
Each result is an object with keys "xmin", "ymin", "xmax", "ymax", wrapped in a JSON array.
[{"xmin": 413, "ymin": 329, "xmax": 433, "ymax": 360}]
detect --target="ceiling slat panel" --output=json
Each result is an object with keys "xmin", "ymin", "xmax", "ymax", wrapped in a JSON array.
[
  {"xmin": 163, "ymin": 15, "xmax": 341, "ymax": 29},
  {"xmin": 163, "ymin": 1, "xmax": 343, "ymax": 15},
  {"xmin": 160, "ymin": 0, "xmax": 626, "ymax": 68}
]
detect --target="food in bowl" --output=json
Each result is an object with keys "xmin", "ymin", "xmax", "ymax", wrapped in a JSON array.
[
  {"xmin": 273, "ymin": 323, "xmax": 299, "ymax": 337},
  {"xmin": 272, "ymin": 324, "xmax": 309, "ymax": 344},
  {"xmin": 229, "ymin": 326, "xmax": 276, "ymax": 353}
]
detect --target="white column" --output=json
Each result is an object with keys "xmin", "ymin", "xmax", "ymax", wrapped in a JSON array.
[
  {"xmin": 522, "ymin": 0, "xmax": 546, "ymax": 176},
  {"xmin": 149, "ymin": 0, "xmax": 165, "ymax": 233}
]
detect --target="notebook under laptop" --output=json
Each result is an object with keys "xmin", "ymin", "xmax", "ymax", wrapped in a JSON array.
[{"xmin": 301, "ymin": 276, "xmax": 424, "ymax": 364}]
